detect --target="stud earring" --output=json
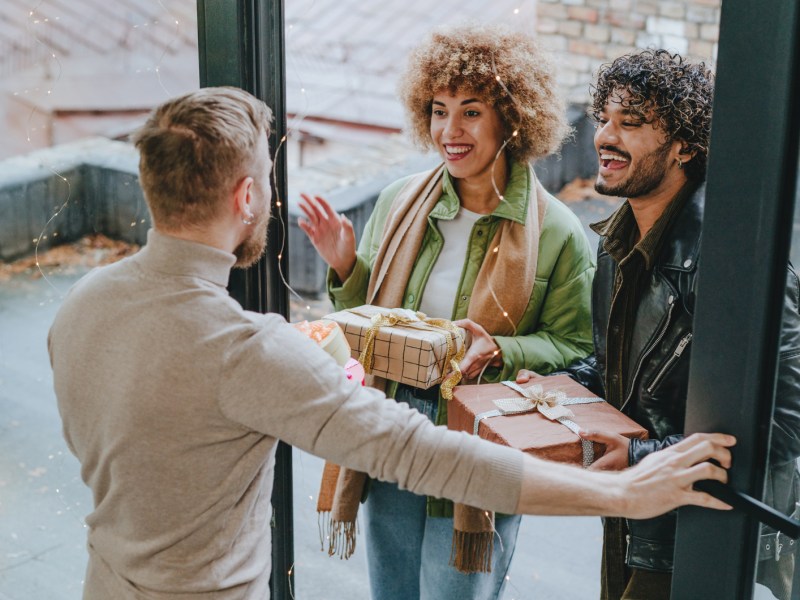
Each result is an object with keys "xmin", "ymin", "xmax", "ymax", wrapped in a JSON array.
[{"xmin": 242, "ymin": 214, "xmax": 254, "ymax": 225}]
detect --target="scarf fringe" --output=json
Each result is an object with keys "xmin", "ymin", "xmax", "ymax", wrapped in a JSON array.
[
  {"xmin": 318, "ymin": 511, "xmax": 358, "ymax": 559},
  {"xmin": 449, "ymin": 530, "xmax": 494, "ymax": 574},
  {"xmin": 318, "ymin": 510, "xmax": 330, "ymax": 552}
]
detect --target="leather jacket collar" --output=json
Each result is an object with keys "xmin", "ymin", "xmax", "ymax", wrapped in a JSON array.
[
  {"xmin": 658, "ymin": 183, "xmax": 703, "ymax": 273},
  {"xmin": 590, "ymin": 182, "xmax": 705, "ymax": 273}
]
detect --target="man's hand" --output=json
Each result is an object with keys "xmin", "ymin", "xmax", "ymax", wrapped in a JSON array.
[
  {"xmin": 616, "ymin": 432, "xmax": 736, "ymax": 519},
  {"xmin": 581, "ymin": 429, "xmax": 630, "ymax": 471},
  {"xmin": 515, "ymin": 369, "xmax": 542, "ymax": 383},
  {"xmin": 297, "ymin": 194, "xmax": 357, "ymax": 282},
  {"xmin": 454, "ymin": 319, "xmax": 502, "ymax": 381},
  {"xmin": 514, "ymin": 432, "xmax": 735, "ymax": 519}
]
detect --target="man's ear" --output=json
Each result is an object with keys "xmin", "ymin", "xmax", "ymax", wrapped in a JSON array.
[
  {"xmin": 677, "ymin": 142, "xmax": 696, "ymax": 164},
  {"xmin": 232, "ymin": 176, "xmax": 255, "ymax": 220}
]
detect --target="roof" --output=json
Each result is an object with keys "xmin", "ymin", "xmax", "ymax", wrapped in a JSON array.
[
  {"xmin": 285, "ymin": 0, "xmax": 537, "ymax": 130},
  {"xmin": 0, "ymin": 0, "xmax": 197, "ymax": 75},
  {"xmin": 0, "ymin": 0, "xmax": 535, "ymax": 127}
]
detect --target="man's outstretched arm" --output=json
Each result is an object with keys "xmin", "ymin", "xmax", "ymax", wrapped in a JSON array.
[{"xmin": 515, "ymin": 433, "xmax": 735, "ymax": 518}]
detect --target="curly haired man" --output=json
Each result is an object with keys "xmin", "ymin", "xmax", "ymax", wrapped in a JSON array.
[{"xmin": 518, "ymin": 49, "xmax": 800, "ymax": 599}]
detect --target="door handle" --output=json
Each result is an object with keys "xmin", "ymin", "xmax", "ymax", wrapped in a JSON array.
[{"xmin": 695, "ymin": 480, "xmax": 800, "ymax": 538}]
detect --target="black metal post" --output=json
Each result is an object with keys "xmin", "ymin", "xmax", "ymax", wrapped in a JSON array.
[
  {"xmin": 671, "ymin": 0, "xmax": 800, "ymax": 598},
  {"xmin": 197, "ymin": 2, "xmax": 294, "ymax": 598}
]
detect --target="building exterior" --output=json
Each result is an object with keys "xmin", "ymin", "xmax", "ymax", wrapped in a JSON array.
[
  {"xmin": 536, "ymin": 0, "xmax": 720, "ymax": 103},
  {"xmin": 0, "ymin": 0, "xmax": 722, "ymax": 160}
]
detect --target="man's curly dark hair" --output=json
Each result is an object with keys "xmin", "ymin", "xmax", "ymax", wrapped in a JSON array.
[{"xmin": 590, "ymin": 49, "xmax": 715, "ymax": 182}]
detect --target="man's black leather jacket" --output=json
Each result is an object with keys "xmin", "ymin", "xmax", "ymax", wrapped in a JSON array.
[{"xmin": 561, "ymin": 185, "xmax": 800, "ymax": 571}]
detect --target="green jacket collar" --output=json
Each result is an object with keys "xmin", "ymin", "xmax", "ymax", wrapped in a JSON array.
[{"xmin": 429, "ymin": 161, "xmax": 530, "ymax": 224}]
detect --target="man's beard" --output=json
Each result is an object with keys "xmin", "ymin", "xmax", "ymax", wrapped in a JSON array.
[
  {"xmin": 595, "ymin": 141, "xmax": 673, "ymax": 198},
  {"xmin": 234, "ymin": 214, "xmax": 268, "ymax": 268}
]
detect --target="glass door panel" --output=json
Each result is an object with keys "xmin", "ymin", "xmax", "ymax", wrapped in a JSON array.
[
  {"xmin": 671, "ymin": 1, "xmax": 800, "ymax": 597},
  {"xmin": 0, "ymin": 2, "xmax": 199, "ymax": 596},
  {"xmin": 752, "ymin": 151, "xmax": 800, "ymax": 600}
]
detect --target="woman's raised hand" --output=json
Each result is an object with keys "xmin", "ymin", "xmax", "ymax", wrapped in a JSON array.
[{"xmin": 297, "ymin": 194, "xmax": 357, "ymax": 283}]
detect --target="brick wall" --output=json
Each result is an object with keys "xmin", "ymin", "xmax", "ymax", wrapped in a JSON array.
[{"xmin": 536, "ymin": 0, "xmax": 721, "ymax": 104}]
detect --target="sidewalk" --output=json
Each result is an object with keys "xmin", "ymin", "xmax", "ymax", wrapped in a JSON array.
[{"xmin": 0, "ymin": 194, "xmax": 619, "ymax": 599}]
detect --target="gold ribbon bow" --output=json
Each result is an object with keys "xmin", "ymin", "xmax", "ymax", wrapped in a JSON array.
[
  {"xmin": 493, "ymin": 382, "xmax": 575, "ymax": 422},
  {"xmin": 355, "ymin": 309, "xmax": 466, "ymax": 400}
]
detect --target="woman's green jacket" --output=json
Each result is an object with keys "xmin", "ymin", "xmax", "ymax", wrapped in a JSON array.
[{"xmin": 328, "ymin": 161, "xmax": 595, "ymax": 420}]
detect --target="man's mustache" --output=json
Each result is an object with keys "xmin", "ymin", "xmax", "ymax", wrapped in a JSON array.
[{"xmin": 598, "ymin": 145, "xmax": 631, "ymax": 160}]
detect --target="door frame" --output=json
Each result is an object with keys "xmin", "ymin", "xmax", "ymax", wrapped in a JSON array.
[
  {"xmin": 196, "ymin": 2, "xmax": 294, "ymax": 599},
  {"xmin": 672, "ymin": 1, "xmax": 800, "ymax": 597}
]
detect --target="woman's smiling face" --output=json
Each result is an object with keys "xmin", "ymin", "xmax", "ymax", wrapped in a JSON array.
[{"xmin": 429, "ymin": 89, "xmax": 507, "ymax": 184}]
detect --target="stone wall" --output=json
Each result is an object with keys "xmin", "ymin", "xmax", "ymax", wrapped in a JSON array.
[
  {"xmin": 0, "ymin": 138, "xmax": 147, "ymax": 263},
  {"xmin": 536, "ymin": 0, "xmax": 722, "ymax": 104}
]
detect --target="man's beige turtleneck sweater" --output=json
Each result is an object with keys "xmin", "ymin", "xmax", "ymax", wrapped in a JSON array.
[{"xmin": 48, "ymin": 230, "xmax": 523, "ymax": 599}]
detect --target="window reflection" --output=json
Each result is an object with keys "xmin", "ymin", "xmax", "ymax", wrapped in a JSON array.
[
  {"xmin": 753, "ymin": 154, "xmax": 800, "ymax": 600},
  {"xmin": 0, "ymin": 2, "xmax": 198, "ymax": 596}
]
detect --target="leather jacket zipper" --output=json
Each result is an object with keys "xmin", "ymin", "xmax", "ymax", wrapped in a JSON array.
[
  {"xmin": 621, "ymin": 294, "xmax": 676, "ymax": 412},
  {"xmin": 646, "ymin": 333, "xmax": 693, "ymax": 394}
]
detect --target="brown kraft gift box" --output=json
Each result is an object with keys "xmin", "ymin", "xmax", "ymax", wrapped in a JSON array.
[
  {"xmin": 449, "ymin": 374, "xmax": 648, "ymax": 464},
  {"xmin": 324, "ymin": 305, "xmax": 468, "ymax": 390}
]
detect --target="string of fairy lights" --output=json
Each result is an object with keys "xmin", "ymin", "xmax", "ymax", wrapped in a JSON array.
[
  {"xmin": 18, "ymin": 6, "xmax": 87, "ymax": 562},
  {"xmin": 7, "ymin": 1, "xmax": 542, "ymax": 597},
  {"xmin": 20, "ymin": 1, "xmax": 183, "ymax": 299},
  {"xmin": 23, "ymin": 3, "xmax": 70, "ymax": 298},
  {"xmin": 272, "ymin": 17, "xmax": 317, "ymax": 314},
  {"xmin": 7, "ymin": 0, "xmax": 190, "ymax": 592}
]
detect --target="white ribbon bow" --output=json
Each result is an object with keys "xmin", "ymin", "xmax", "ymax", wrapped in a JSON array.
[
  {"xmin": 472, "ymin": 380, "xmax": 604, "ymax": 468},
  {"xmin": 492, "ymin": 382, "xmax": 576, "ymax": 421}
]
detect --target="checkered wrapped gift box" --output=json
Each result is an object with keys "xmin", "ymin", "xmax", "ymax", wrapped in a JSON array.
[{"xmin": 324, "ymin": 305, "xmax": 469, "ymax": 391}]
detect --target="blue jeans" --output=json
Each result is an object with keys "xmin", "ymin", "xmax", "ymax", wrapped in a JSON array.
[{"xmin": 363, "ymin": 386, "xmax": 522, "ymax": 600}]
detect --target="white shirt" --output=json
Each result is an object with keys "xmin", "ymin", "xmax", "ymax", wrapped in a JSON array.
[{"xmin": 418, "ymin": 206, "xmax": 483, "ymax": 319}]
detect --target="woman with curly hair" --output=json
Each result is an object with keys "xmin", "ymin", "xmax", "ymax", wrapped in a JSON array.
[{"xmin": 299, "ymin": 23, "xmax": 595, "ymax": 600}]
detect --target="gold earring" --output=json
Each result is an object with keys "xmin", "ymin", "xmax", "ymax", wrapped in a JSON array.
[{"xmin": 677, "ymin": 158, "xmax": 683, "ymax": 169}]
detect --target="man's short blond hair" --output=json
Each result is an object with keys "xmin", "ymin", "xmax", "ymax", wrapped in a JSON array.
[
  {"xmin": 132, "ymin": 87, "xmax": 273, "ymax": 229},
  {"xmin": 398, "ymin": 23, "xmax": 569, "ymax": 164}
]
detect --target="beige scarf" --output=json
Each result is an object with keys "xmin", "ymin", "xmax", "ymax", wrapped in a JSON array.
[{"xmin": 317, "ymin": 164, "xmax": 549, "ymax": 571}]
